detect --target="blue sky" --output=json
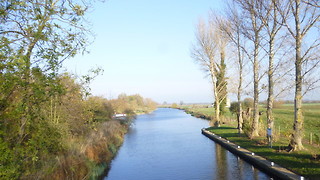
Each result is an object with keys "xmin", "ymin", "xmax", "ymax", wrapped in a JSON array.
[{"xmin": 63, "ymin": 0, "xmax": 224, "ymax": 104}]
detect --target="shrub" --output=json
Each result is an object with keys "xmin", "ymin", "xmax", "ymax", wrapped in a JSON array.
[
  {"xmin": 229, "ymin": 102, "xmax": 240, "ymax": 115},
  {"xmin": 171, "ymin": 103, "xmax": 178, "ymax": 109}
]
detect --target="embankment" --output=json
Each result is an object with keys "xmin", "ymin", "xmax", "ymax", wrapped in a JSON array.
[
  {"xmin": 202, "ymin": 129, "xmax": 303, "ymax": 180},
  {"xmin": 182, "ymin": 108, "xmax": 212, "ymax": 120},
  {"xmin": 47, "ymin": 120, "xmax": 128, "ymax": 180}
]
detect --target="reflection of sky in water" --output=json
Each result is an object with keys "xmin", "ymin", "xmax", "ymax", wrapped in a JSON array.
[{"xmin": 106, "ymin": 108, "xmax": 270, "ymax": 180}]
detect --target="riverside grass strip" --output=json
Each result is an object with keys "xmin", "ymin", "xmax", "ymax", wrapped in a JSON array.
[
  {"xmin": 181, "ymin": 104, "xmax": 320, "ymax": 179},
  {"xmin": 202, "ymin": 129, "xmax": 303, "ymax": 180},
  {"xmin": 205, "ymin": 126, "xmax": 320, "ymax": 179}
]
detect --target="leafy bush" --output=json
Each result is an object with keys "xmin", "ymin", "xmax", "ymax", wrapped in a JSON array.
[
  {"xmin": 229, "ymin": 102, "xmax": 240, "ymax": 115},
  {"xmin": 229, "ymin": 98, "xmax": 254, "ymax": 115}
]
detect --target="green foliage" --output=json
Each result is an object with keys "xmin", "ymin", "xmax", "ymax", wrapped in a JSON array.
[
  {"xmin": 215, "ymin": 51, "xmax": 228, "ymax": 115},
  {"xmin": 229, "ymin": 102, "xmax": 240, "ymax": 115},
  {"xmin": 314, "ymin": 134, "xmax": 320, "ymax": 145},
  {"xmin": 0, "ymin": 0, "xmax": 104, "ymax": 178},
  {"xmin": 81, "ymin": 67, "xmax": 104, "ymax": 97},
  {"xmin": 0, "ymin": 0, "xmax": 159, "ymax": 179},
  {"xmin": 0, "ymin": 136, "xmax": 21, "ymax": 179},
  {"xmin": 229, "ymin": 99, "xmax": 253, "ymax": 115}
]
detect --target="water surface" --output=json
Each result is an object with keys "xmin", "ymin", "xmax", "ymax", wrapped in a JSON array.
[{"xmin": 105, "ymin": 108, "xmax": 270, "ymax": 180}]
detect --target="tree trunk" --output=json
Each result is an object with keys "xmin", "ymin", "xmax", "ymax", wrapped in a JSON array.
[
  {"xmin": 215, "ymin": 100, "xmax": 221, "ymax": 127},
  {"xmin": 237, "ymin": 100, "xmax": 243, "ymax": 133},
  {"xmin": 251, "ymin": 30, "xmax": 260, "ymax": 138},
  {"xmin": 267, "ymin": 48, "xmax": 275, "ymax": 134},
  {"xmin": 267, "ymin": 24, "xmax": 276, "ymax": 136},
  {"xmin": 212, "ymin": 72, "xmax": 220, "ymax": 127},
  {"xmin": 237, "ymin": 31, "xmax": 243, "ymax": 133},
  {"xmin": 249, "ymin": 5, "xmax": 260, "ymax": 138},
  {"xmin": 267, "ymin": 0, "xmax": 280, "ymax": 141},
  {"xmin": 290, "ymin": 0, "xmax": 304, "ymax": 150}
]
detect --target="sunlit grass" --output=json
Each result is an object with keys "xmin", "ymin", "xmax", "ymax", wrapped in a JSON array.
[
  {"xmin": 206, "ymin": 125, "xmax": 320, "ymax": 179},
  {"xmin": 183, "ymin": 103, "xmax": 320, "ymax": 178},
  {"xmin": 187, "ymin": 103, "xmax": 320, "ymax": 145}
]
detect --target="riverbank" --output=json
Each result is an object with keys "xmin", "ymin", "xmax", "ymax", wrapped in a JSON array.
[
  {"xmin": 46, "ymin": 120, "xmax": 128, "ymax": 180},
  {"xmin": 206, "ymin": 126, "xmax": 320, "ymax": 179},
  {"xmin": 202, "ymin": 129, "xmax": 302, "ymax": 180},
  {"xmin": 179, "ymin": 105, "xmax": 320, "ymax": 179}
]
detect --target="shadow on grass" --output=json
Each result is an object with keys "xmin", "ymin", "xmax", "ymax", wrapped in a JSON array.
[{"xmin": 205, "ymin": 126, "xmax": 320, "ymax": 178}]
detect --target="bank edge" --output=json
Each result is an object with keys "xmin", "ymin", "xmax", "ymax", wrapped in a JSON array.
[{"xmin": 202, "ymin": 128, "xmax": 304, "ymax": 180}]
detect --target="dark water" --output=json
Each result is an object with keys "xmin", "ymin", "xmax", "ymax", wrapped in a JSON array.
[{"xmin": 105, "ymin": 108, "xmax": 270, "ymax": 180}]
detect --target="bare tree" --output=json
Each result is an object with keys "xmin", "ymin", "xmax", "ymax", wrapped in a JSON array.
[
  {"xmin": 223, "ymin": 3, "xmax": 246, "ymax": 133},
  {"xmin": 233, "ymin": 0, "xmax": 265, "ymax": 138},
  {"xmin": 256, "ymin": 0, "xmax": 285, "ymax": 139},
  {"xmin": 302, "ymin": 0, "xmax": 320, "ymax": 8},
  {"xmin": 277, "ymin": 0, "xmax": 320, "ymax": 151},
  {"xmin": 191, "ymin": 17, "xmax": 228, "ymax": 127}
]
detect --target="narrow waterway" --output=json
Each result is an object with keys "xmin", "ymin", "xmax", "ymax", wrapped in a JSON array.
[{"xmin": 105, "ymin": 108, "xmax": 270, "ymax": 180}]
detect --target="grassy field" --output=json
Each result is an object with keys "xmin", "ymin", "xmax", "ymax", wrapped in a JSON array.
[
  {"xmin": 182, "ymin": 103, "xmax": 320, "ymax": 179},
  {"xmin": 184, "ymin": 103, "xmax": 320, "ymax": 145}
]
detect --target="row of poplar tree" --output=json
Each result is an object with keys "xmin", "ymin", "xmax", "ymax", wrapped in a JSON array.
[{"xmin": 191, "ymin": 0, "xmax": 320, "ymax": 151}]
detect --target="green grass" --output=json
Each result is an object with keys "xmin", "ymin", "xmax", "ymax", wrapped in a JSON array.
[
  {"xmin": 206, "ymin": 126, "xmax": 320, "ymax": 179},
  {"xmin": 262, "ymin": 104, "xmax": 320, "ymax": 144},
  {"xmin": 192, "ymin": 107, "xmax": 215, "ymax": 116},
  {"xmin": 185, "ymin": 103, "xmax": 320, "ymax": 145},
  {"xmin": 182, "ymin": 104, "xmax": 320, "ymax": 179}
]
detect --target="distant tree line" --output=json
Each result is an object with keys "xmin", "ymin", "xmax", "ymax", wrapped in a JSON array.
[{"xmin": 109, "ymin": 93, "xmax": 157, "ymax": 115}]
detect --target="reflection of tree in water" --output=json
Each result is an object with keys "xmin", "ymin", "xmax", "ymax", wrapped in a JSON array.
[
  {"xmin": 253, "ymin": 166, "xmax": 260, "ymax": 180},
  {"xmin": 215, "ymin": 144, "xmax": 228, "ymax": 179},
  {"xmin": 214, "ymin": 144, "xmax": 262, "ymax": 180},
  {"xmin": 237, "ymin": 157, "xmax": 244, "ymax": 179}
]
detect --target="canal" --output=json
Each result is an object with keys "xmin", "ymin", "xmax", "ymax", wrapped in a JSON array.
[{"xmin": 105, "ymin": 108, "xmax": 270, "ymax": 180}]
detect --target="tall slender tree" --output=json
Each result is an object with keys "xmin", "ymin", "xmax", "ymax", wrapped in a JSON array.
[
  {"xmin": 214, "ymin": 14, "xmax": 229, "ymax": 117},
  {"xmin": 223, "ymin": 3, "xmax": 246, "ymax": 133},
  {"xmin": 216, "ymin": 50, "xmax": 228, "ymax": 115},
  {"xmin": 191, "ymin": 16, "xmax": 229, "ymax": 126},
  {"xmin": 258, "ymin": 0, "xmax": 284, "ymax": 137},
  {"xmin": 277, "ymin": 0, "xmax": 320, "ymax": 151},
  {"xmin": 233, "ymin": 0, "xmax": 265, "ymax": 138}
]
